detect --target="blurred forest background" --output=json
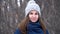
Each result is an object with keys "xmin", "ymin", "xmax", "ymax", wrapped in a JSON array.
[{"xmin": 0, "ymin": 0, "xmax": 60, "ymax": 34}]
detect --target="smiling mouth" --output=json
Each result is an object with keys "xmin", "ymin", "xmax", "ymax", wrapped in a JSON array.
[{"xmin": 32, "ymin": 18, "xmax": 36, "ymax": 20}]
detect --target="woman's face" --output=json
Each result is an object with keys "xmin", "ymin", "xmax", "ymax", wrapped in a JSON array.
[{"xmin": 29, "ymin": 10, "xmax": 39, "ymax": 22}]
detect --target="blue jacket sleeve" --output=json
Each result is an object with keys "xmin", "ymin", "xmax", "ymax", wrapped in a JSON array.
[
  {"xmin": 46, "ymin": 29, "xmax": 49, "ymax": 34},
  {"xmin": 14, "ymin": 28, "xmax": 22, "ymax": 34}
]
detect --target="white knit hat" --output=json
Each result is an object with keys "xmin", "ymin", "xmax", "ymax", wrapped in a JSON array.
[{"xmin": 25, "ymin": 0, "xmax": 41, "ymax": 17}]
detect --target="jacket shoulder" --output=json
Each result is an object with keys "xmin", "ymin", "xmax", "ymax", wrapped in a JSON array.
[{"xmin": 14, "ymin": 28, "xmax": 22, "ymax": 34}]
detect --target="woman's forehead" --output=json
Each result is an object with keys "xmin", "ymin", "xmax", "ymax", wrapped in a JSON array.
[{"xmin": 29, "ymin": 10, "xmax": 38, "ymax": 13}]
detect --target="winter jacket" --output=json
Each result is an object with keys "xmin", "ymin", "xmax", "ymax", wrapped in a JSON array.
[{"xmin": 14, "ymin": 21, "xmax": 49, "ymax": 34}]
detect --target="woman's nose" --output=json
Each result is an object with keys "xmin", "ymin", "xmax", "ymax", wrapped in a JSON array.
[{"xmin": 32, "ymin": 14, "xmax": 35, "ymax": 17}]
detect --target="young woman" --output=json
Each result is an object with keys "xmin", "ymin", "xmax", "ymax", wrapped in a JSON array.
[{"xmin": 14, "ymin": 0, "xmax": 49, "ymax": 34}]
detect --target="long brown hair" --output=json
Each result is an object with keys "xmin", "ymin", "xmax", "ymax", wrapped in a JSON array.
[{"xmin": 18, "ymin": 14, "xmax": 46, "ymax": 34}]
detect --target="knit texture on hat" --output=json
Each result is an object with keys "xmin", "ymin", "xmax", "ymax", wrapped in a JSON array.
[{"xmin": 25, "ymin": 0, "xmax": 41, "ymax": 17}]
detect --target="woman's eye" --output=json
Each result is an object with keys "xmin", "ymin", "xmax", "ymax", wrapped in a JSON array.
[
  {"xmin": 30, "ymin": 13, "xmax": 33, "ymax": 15},
  {"xmin": 35, "ymin": 13, "xmax": 38, "ymax": 15}
]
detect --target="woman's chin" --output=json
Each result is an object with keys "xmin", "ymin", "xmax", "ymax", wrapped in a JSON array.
[{"xmin": 31, "ymin": 20, "xmax": 37, "ymax": 22}]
